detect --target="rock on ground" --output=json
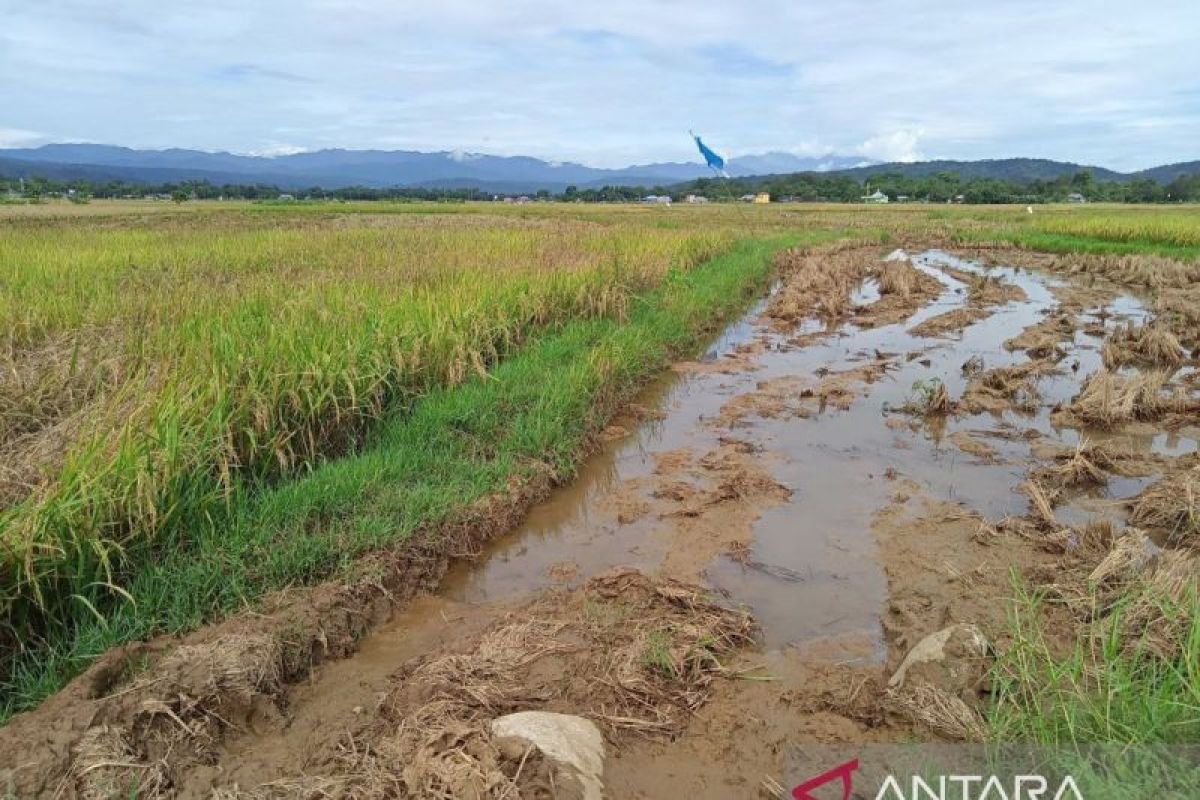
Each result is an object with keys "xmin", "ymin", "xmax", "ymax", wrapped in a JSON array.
[{"xmin": 491, "ymin": 711, "xmax": 605, "ymax": 800}]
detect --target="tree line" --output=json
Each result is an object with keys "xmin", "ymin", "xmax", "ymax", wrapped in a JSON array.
[
  {"xmin": 3, "ymin": 168, "xmax": 1199, "ymax": 204},
  {"xmin": 664, "ymin": 169, "xmax": 1200, "ymax": 203}
]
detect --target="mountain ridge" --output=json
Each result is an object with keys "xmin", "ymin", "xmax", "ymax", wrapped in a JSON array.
[
  {"xmin": 0, "ymin": 144, "xmax": 865, "ymax": 191},
  {"xmin": 1, "ymin": 144, "xmax": 1196, "ymax": 192}
]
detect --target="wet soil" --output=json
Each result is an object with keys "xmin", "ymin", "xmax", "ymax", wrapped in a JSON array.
[{"xmin": 4, "ymin": 246, "xmax": 1198, "ymax": 798}]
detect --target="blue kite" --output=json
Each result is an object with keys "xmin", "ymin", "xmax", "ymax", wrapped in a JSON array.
[{"xmin": 690, "ymin": 130, "xmax": 729, "ymax": 177}]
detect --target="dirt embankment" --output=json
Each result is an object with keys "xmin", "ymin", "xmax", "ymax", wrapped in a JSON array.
[{"xmin": 4, "ymin": 245, "xmax": 1199, "ymax": 799}]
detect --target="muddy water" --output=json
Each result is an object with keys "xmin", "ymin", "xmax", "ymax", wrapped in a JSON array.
[{"xmin": 437, "ymin": 249, "xmax": 1197, "ymax": 658}]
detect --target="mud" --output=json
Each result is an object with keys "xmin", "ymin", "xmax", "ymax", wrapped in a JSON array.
[{"xmin": 4, "ymin": 245, "xmax": 1199, "ymax": 798}]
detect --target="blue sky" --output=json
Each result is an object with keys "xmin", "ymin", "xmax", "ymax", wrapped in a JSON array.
[{"xmin": 1, "ymin": 1, "xmax": 1197, "ymax": 170}]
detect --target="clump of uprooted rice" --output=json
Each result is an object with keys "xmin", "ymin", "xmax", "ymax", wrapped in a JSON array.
[
  {"xmin": 67, "ymin": 633, "xmax": 283, "ymax": 798},
  {"xmin": 71, "ymin": 724, "xmax": 168, "ymax": 800},
  {"xmin": 239, "ymin": 568, "xmax": 755, "ymax": 799},
  {"xmin": 767, "ymin": 245, "xmax": 877, "ymax": 321},
  {"xmin": 1129, "ymin": 467, "xmax": 1200, "ymax": 543},
  {"xmin": 895, "ymin": 377, "xmax": 953, "ymax": 418},
  {"xmin": 958, "ymin": 362, "xmax": 1048, "ymax": 415},
  {"xmin": 1122, "ymin": 550, "xmax": 1200, "ymax": 659},
  {"xmin": 1155, "ymin": 288, "xmax": 1200, "ymax": 349},
  {"xmin": 1031, "ymin": 439, "xmax": 1148, "ymax": 491},
  {"xmin": 1062, "ymin": 523, "xmax": 1195, "ymax": 660},
  {"xmin": 1053, "ymin": 253, "xmax": 1200, "ymax": 291},
  {"xmin": 1004, "ymin": 314, "xmax": 1075, "ymax": 361},
  {"xmin": 1032, "ymin": 515, "xmax": 1195, "ymax": 660},
  {"xmin": 1101, "ymin": 321, "xmax": 1184, "ymax": 369},
  {"xmin": 1065, "ymin": 369, "xmax": 1192, "ymax": 427},
  {"xmin": 1087, "ymin": 527, "xmax": 1154, "ymax": 593},
  {"xmin": 878, "ymin": 260, "xmax": 918, "ymax": 297},
  {"xmin": 965, "ymin": 270, "xmax": 1026, "ymax": 306},
  {"xmin": 883, "ymin": 683, "xmax": 985, "ymax": 742}
]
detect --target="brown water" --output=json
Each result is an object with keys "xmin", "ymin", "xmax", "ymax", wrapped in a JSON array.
[{"xmin": 439, "ymin": 249, "xmax": 1195, "ymax": 658}]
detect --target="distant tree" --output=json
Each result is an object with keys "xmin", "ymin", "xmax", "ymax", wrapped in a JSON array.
[
  {"xmin": 171, "ymin": 189, "xmax": 188, "ymax": 204},
  {"xmin": 1128, "ymin": 178, "xmax": 1165, "ymax": 203},
  {"xmin": 1070, "ymin": 169, "xmax": 1095, "ymax": 194},
  {"xmin": 25, "ymin": 175, "xmax": 50, "ymax": 199}
]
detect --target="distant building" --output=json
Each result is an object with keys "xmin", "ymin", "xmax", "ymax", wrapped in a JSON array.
[
  {"xmin": 1066, "ymin": 193, "xmax": 1087, "ymax": 204},
  {"xmin": 684, "ymin": 194, "xmax": 708, "ymax": 204},
  {"xmin": 515, "ymin": 196, "xmax": 532, "ymax": 204},
  {"xmin": 642, "ymin": 194, "xmax": 672, "ymax": 205},
  {"xmin": 753, "ymin": 192, "xmax": 770, "ymax": 204},
  {"xmin": 896, "ymin": 195, "xmax": 909, "ymax": 203},
  {"xmin": 861, "ymin": 189, "xmax": 889, "ymax": 203},
  {"xmin": 277, "ymin": 193, "xmax": 295, "ymax": 201}
]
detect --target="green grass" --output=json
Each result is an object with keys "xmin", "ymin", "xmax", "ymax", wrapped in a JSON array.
[
  {"xmin": 989, "ymin": 581, "xmax": 1200, "ymax": 744},
  {"xmin": 948, "ymin": 204, "xmax": 1200, "ymax": 259},
  {"xmin": 641, "ymin": 627, "xmax": 678, "ymax": 678},
  {"xmin": 985, "ymin": 578, "xmax": 1200, "ymax": 795},
  {"xmin": 0, "ymin": 232, "xmax": 805, "ymax": 720},
  {"xmin": 985, "ymin": 230, "xmax": 1200, "ymax": 260}
]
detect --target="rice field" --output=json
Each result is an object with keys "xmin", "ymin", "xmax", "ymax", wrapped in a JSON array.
[
  {"xmin": 1030, "ymin": 207, "xmax": 1200, "ymax": 248},
  {"xmin": 2, "ymin": 198, "xmax": 1199, "ymax": 727},
  {"xmin": 1, "ymin": 206, "xmax": 753, "ymax": 640},
  {"xmin": 3, "ymin": 201, "xmax": 1199, "ymax": 631}
]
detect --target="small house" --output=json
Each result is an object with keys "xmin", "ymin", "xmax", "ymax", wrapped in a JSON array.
[
  {"xmin": 861, "ymin": 189, "xmax": 889, "ymax": 204},
  {"xmin": 1066, "ymin": 193, "xmax": 1087, "ymax": 204},
  {"xmin": 753, "ymin": 192, "xmax": 770, "ymax": 204}
]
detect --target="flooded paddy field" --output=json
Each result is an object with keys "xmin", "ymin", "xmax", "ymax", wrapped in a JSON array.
[{"xmin": 3, "ymin": 236, "xmax": 1198, "ymax": 798}]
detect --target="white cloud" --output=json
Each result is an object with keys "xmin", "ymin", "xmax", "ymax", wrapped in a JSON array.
[
  {"xmin": 0, "ymin": 2, "xmax": 1198, "ymax": 170},
  {"xmin": 857, "ymin": 129, "xmax": 925, "ymax": 163},
  {"xmin": 0, "ymin": 127, "xmax": 45, "ymax": 148},
  {"xmin": 243, "ymin": 143, "xmax": 310, "ymax": 157}
]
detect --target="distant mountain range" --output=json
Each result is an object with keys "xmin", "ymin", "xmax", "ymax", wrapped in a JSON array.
[
  {"xmin": 0, "ymin": 144, "xmax": 1197, "ymax": 192},
  {"xmin": 0, "ymin": 144, "xmax": 869, "ymax": 193},
  {"xmin": 820, "ymin": 158, "xmax": 1200, "ymax": 185}
]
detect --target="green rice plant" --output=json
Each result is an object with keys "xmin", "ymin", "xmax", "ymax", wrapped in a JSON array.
[
  {"xmin": 0, "ymin": 230, "xmax": 801, "ymax": 718},
  {"xmin": 0, "ymin": 208, "xmax": 742, "ymax": 647},
  {"xmin": 1034, "ymin": 210, "xmax": 1200, "ymax": 249}
]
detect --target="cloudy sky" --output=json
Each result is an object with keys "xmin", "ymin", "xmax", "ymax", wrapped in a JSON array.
[{"xmin": 1, "ymin": 1, "xmax": 1197, "ymax": 170}]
